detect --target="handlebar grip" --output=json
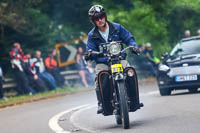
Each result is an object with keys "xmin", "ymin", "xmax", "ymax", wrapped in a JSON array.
[{"xmin": 132, "ymin": 47, "xmax": 140, "ymax": 55}]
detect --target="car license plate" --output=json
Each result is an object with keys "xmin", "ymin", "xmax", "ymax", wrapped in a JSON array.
[{"xmin": 175, "ymin": 75, "xmax": 198, "ymax": 82}]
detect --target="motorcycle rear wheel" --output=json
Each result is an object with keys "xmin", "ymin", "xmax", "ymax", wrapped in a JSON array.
[{"xmin": 117, "ymin": 80, "xmax": 130, "ymax": 129}]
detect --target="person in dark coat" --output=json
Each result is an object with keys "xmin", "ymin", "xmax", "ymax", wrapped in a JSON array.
[
  {"xmin": 0, "ymin": 65, "xmax": 7, "ymax": 100},
  {"xmin": 23, "ymin": 53, "xmax": 49, "ymax": 92}
]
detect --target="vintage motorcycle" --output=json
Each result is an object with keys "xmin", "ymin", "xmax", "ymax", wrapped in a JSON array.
[{"xmin": 86, "ymin": 41, "xmax": 143, "ymax": 129}]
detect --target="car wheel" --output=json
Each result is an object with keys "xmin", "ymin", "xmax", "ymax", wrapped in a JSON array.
[
  {"xmin": 188, "ymin": 88, "xmax": 198, "ymax": 93},
  {"xmin": 159, "ymin": 88, "xmax": 171, "ymax": 96}
]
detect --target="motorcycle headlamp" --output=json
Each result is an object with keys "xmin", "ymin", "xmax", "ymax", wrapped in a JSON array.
[
  {"xmin": 127, "ymin": 69, "xmax": 134, "ymax": 77},
  {"xmin": 108, "ymin": 42, "xmax": 121, "ymax": 56}
]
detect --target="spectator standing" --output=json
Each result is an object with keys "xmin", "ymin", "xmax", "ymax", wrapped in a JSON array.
[
  {"xmin": 32, "ymin": 50, "xmax": 57, "ymax": 90},
  {"xmin": 144, "ymin": 42, "xmax": 154, "ymax": 59},
  {"xmin": 75, "ymin": 46, "xmax": 89, "ymax": 87},
  {"xmin": 23, "ymin": 53, "xmax": 48, "ymax": 92},
  {"xmin": 143, "ymin": 42, "xmax": 160, "ymax": 76},
  {"xmin": 138, "ymin": 44, "xmax": 157, "ymax": 76},
  {"xmin": 10, "ymin": 42, "xmax": 36, "ymax": 95},
  {"xmin": 184, "ymin": 30, "xmax": 191, "ymax": 38},
  {"xmin": 86, "ymin": 61, "xmax": 95, "ymax": 84},
  {"xmin": 45, "ymin": 49, "xmax": 66, "ymax": 87}
]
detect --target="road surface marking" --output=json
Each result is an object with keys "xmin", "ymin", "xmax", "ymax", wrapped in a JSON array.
[
  {"xmin": 48, "ymin": 104, "xmax": 90, "ymax": 133},
  {"xmin": 70, "ymin": 104, "xmax": 101, "ymax": 133},
  {"xmin": 48, "ymin": 90, "xmax": 158, "ymax": 133}
]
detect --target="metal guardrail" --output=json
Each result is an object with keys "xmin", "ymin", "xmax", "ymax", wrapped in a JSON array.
[
  {"xmin": 2, "ymin": 70, "xmax": 81, "ymax": 90},
  {"xmin": 2, "ymin": 78, "xmax": 17, "ymax": 89},
  {"xmin": 60, "ymin": 70, "xmax": 80, "ymax": 80}
]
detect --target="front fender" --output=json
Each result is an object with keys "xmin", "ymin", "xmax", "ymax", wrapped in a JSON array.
[{"xmin": 115, "ymin": 73, "xmax": 124, "ymax": 81}]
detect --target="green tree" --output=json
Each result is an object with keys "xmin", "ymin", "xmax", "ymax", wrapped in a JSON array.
[
  {"xmin": 0, "ymin": 0, "xmax": 93, "ymax": 73},
  {"xmin": 94, "ymin": 0, "xmax": 200, "ymax": 57}
]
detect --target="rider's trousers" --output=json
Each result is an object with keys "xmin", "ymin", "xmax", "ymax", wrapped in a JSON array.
[
  {"xmin": 94, "ymin": 60, "xmax": 130, "ymax": 104},
  {"xmin": 95, "ymin": 60, "xmax": 130, "ymax": 75}
]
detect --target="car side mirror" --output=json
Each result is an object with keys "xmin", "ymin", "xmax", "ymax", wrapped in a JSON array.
[{"xmin": 161, "ymin": 52, "xmax": 169, "ymax": 59}]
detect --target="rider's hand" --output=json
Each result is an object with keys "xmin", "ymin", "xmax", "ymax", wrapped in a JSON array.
[
  {"xmin": 132, "ymin": 47, "xmax": 140, "ymax": 55},
  {"xmin": 34, "ymin": 74, "xmax": 38, "ymax": 80},
  {"xmin": 84, "ymin": 52, "xmax": 91, "ymax": 61}
]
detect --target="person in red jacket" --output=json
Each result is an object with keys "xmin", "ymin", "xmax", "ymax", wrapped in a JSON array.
[
  {"xmin": 23, "ymin": 53, "xmax": 49, "ymax": 92},
  {"xmin": 10, "ymin": 42, "xmax": 36, "ymax": 95}
]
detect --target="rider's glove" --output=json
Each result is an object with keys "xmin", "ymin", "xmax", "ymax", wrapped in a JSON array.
[
  {"xmin": 84, "ymin": 53, "xmax": 91, "ymax": 61},
  {"xmin": 132, "ymin": 47, "xmax": 140, "ymax": 55}
]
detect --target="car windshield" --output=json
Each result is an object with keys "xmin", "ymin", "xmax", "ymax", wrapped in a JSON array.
[{"xmin": 170, "ymin": 39, "xmax": 200, "ymax": 56}]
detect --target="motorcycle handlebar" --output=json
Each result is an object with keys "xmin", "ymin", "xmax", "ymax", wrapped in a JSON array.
[
  {"xmin": 100, "ymin": 41, "xmax": 122, "ymax": 46},
  {"xmin": 86, "ymin": 45, "xmax": 139, "ymax": 60},
  {"xmin": 121, "ymin": 46, "xmax": 140, "ymax": 55}
]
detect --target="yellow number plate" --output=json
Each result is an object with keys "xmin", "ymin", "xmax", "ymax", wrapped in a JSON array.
[{"xmin": 111, "ymin": 64, "xmax": 123, "ymax": 73}]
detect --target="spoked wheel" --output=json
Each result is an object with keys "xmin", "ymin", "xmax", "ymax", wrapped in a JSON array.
[{"xmin": 117, "ymin": 80, "xmax": 130, "ymax": 129}]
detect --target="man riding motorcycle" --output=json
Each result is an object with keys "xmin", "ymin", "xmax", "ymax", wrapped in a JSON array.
[{"xmin": 86, "ymin": 5, "xmax": 139, "ymax": 114}]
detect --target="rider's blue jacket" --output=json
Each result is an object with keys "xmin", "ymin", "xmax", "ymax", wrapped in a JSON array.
[{"xmin": 87, "ymin": 21, "xmax": 137, "ymax": 64}]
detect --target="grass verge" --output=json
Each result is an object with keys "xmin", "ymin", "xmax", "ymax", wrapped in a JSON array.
[
  {"xmin": 0, "ymin": 77, "xmax": 155, "ymax": 109},
  {"xmin": 0, "ymin": 86, "xmax": 77, "ymax": 108}
]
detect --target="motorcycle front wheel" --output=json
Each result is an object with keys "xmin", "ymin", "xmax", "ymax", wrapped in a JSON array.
[{"xmin": 117, "ymin": 80, "xmax": 130, "ymax": 129}]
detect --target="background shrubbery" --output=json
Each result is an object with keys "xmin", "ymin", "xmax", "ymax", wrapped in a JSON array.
[{"xmin": 1, "ymin": 0, "xmax": 200, "ymax": 73}]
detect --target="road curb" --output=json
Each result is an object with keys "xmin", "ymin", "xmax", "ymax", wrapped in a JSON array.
[{"xmin": 0, "ymin": 91, "xmax": 75, "ymax": 109}]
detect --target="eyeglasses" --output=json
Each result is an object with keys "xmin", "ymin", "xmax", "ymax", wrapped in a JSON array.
[{"xmin": 92, "ymin": 14, "xmax": 105, "ymax": 22}]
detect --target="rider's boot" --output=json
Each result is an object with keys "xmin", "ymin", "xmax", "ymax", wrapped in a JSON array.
[{"xmin": 96, "ymin": 90, "xmax": 103, "ymax": 114}]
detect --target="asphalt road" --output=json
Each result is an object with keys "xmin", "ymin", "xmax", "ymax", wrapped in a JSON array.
[{"xmin": 0, "ymin": 79, "xmax": 200, "ymax": 133}]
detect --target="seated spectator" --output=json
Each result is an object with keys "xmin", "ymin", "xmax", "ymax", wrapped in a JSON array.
[
  {"xmin": 45, "ymin": 49, "xmax": 67, "ymax": 87},
  {"xmin": 23, "ymin": 53, "xmax": 49, "ymax": 92},
  {"xmin": 32, "ymin": 50, "xmax": 57, "ymax": 90},
  {"xmin": 0, "ymin": 65, "xmax": 7, "ymax": 100},
  {"xmin": 10, "ymin": 42, "xmax": 36, "ymax": 95}
]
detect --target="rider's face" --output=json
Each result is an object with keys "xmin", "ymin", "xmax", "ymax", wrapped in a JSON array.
[{"xmin": 94, "ymin": 16, "xmax": 106, "ymax": 28}]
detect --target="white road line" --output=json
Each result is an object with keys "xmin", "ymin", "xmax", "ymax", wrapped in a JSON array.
[
  {"xmin": 70, "ymin": 104, "xmax": 99, "ymax": 133},
  {"xmin": 48, "ymin": 104, "xmax": 90, "ymax": 133},
  {"xmin": 48, "ymin": 90, "xmax": 159, "ymax": 133}
]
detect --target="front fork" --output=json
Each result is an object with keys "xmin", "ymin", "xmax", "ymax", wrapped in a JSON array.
[{"xmin": 112, "ymin": 73, "xmax": 130, "ymax": 115}]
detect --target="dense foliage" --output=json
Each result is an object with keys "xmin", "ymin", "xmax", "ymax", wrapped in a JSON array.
[
  {"xmin": 1, "ymin": 0, "xmax": 200, "ymax": 73},
  {"xmin": 98, "ymin": 0, "xmax": 200, "ymax": 56}
]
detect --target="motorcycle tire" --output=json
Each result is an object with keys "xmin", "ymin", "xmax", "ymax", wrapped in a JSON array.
[{"xmin": 117, "ymin": 80, "xmax": 130, "ymax": 129}]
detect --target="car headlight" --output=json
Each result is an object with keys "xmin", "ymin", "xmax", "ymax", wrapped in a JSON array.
[
  {"xmin": 109, "ymin": 42, "xmax": 121, "ymax": 55},
  {"xmin": 158, "ymin": 64, "xmax": 169, "ymax": 72}
]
